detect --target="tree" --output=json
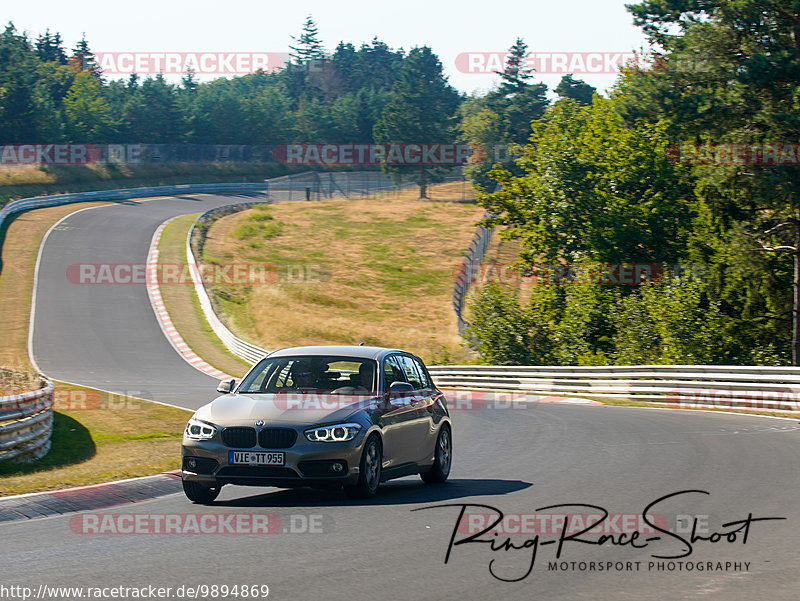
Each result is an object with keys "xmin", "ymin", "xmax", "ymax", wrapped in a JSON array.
[
  {"xmin": 35, "ymin": 29, "xmax": 67, "ymax": 64},
  {"xmin": 485, "ymin": 38, "xmax": 549, "ymax": 145},
  {"xmin": 459, "ymin": 98, "xmax": 506, "ymax": 188},
  {"xmin": 555, "ymin": 74, "xmax": 596, "ymax": 105},
  {"xmin": 123, "ymin": 74, "xmax": 184, "ymax": 142},
  {"xmin": 459, "ymin": 39, "xmax": 550, "ymax": 189},
  {"xmin": 623, "ymin": 0, "xmax": 800, "ymax": 363},
  {"xmin": 495, "ymin": 37, "xmax": 534, "ymax": 96},
  {"xmin": 0, "ymin": 23, "xmax": 62, "ymax": 142},
  {"xmin": 69, "ymin": 34, "xmax": 102, "ymax": 79},
  {"xmin": 479, "ymin": 96, "xmax": 694, "ymax": 266},
  {"xmin": 373, "ymin": 47, "xmax": 461, "ymax": 198},
  {"xmin": 466, "ymin": 283, "xmax": 539, "ymax": 365},
  {"xmin": 289, "ymin": 16, "xmax": 325, "ymax": 65},
  {"xmin": 63, "ymin": 71, "xmax": 118, "ymax": 141}
]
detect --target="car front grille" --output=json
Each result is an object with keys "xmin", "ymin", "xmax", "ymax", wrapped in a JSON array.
[
  {"xmin": 258, "ymin": 428, "xmax": 298, "ymax": 449},
  {"xmin": 221, "ymin": 427, "xmax": 256, "ymax": 448}
]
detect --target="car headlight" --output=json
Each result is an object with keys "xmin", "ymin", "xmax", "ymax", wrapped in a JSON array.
[
  {"xmin": 304, "ymin": 423, "xmax": 362, "ymax": 442},
  {"xmin": 185, "ymin": 418, "xmax": 217, "ymax": 440}
]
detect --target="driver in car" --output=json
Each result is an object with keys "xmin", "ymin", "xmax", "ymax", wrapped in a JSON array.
[{"xmin": 290, "ymin": 361, "xmax": 318, "ymax": 389}]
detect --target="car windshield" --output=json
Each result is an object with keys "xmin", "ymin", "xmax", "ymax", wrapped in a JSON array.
[{"xmin": 238, "ymin": 356, "xmax": 378, "ymax": 394}]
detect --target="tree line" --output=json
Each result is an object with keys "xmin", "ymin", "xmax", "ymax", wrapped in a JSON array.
[{"xmin": 0, "ymin": 19, "xmax": 589, "ymax": 183}]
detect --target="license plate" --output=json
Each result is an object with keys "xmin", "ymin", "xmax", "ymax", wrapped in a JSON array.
[{"xmin": 228, "ymin": 451, "xmax": 285, "ymax": 466}]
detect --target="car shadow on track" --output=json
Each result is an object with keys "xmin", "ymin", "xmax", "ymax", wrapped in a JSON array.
[{"xmin": 213, "ymin": 478, "xmax": 532, "ymax": 507}]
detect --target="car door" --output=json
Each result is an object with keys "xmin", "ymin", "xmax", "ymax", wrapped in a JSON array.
[
  {"xmin": 394, "ymin": 354, "xmax": 438, "ymax": 465},
  {"xmin": 375, "ymin": 354, "xmax": 419, "ymax": 469}
]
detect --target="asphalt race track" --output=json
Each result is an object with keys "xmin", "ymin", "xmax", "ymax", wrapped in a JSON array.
[{"xmin": 3, "ymin": 193, "xmax": 799, "ymax": 600}]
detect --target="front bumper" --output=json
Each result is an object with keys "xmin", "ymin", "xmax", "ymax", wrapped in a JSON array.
[{"xmin": 181, "ymin": 430, "xmax": 367, "ymax": 488}]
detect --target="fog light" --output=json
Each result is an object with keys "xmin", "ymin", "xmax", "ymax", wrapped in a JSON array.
[
  {"xmin": 331, "ymin": 462, "xmax": 344, "ymax": 473},
  {"xmin": 186, "ymin": 457, "xmax": 197, "ymax": 470}
]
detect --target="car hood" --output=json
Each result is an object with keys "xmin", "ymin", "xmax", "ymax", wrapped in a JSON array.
[{"xmin": 194, "ymin": 392, "xmax": 378, "ymax": 427}]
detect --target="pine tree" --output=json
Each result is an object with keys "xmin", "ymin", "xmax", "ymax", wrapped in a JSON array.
[
  {"xmin": 374, "ymin": 47, "xmax": 461, "ymax": 198},
  {"xmin": 289, "ymin": 16, "xmax": 325, "ymax": 65},
  {"xmin": 496, "ymin": 38, "xmax": 534, "ymax": 95},
  {"xmin": 69, "ymin": 34, "xmax": 102, "ymax": 79},
  {"xmin": 35, "ymin": 29, "xmax": 67, "ymax": 64},
  {"xmin": 181, "ymin": 66, "xmax": 198, "ymax": 92}
]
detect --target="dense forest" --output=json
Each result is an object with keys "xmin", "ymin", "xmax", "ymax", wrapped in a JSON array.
[{"xmin": 468, "ymin": 0, "xmax": 800, "ymax": 366}]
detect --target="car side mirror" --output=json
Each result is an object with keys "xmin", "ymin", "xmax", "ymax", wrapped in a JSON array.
[
  {"xmin": 217, "ymin": 379, "xmax": 235, "ymax": 394},
  {"xmin": 388, "ymin": 381, "xmax": 415, "ymax": 405}
]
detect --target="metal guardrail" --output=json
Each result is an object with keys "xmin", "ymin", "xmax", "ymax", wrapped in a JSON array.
[
  {"xmin": 427, "ymin": 365, "xmax": 800, "ymax": 411},
  {"xmin": 452, "ymin": 216, "xmax": 492, "ymax": 336},
  {"xmin": 187, "ymin": 206, "xmax": 270, "ymax": 366},
  {"xmin": 0, "ymin": 380, "xmax": 54, "ymax": 463},
  {"xmin": 0, "ymin": 182, "xmax": 268, "ymax": 249}
]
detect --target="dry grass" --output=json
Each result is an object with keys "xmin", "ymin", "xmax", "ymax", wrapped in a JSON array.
[
  {"xmin": 157, "ymin": 215, "xmax": 252, "ymax": 377},
  {"xmin": 0, "ymin": 382, "xmax": 190, "ymax": 496},
  {"xmin": 202, "ymin": 183, "xmax": 484, "ymax": 364},
  {"xmin": 0, "ymin": 367, "xmax": 42, "ymax": 396}
]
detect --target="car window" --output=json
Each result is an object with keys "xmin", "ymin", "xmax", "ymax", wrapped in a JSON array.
[
  {"xmin": 396, "ymin": 355, "xmax": 424, "ymax": 390},
  {"xmin": 239, "ymin": 356, "xmax": 376, "ymax": 393},
  {"xmin": 383, "ymin": 355, "xmax": 405, "ymax": 389},
  {"xmin": 410, "ymin": 356, "xmax": 432, "ymax": 390}
]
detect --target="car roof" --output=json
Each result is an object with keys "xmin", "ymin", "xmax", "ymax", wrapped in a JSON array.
[{"xmin": 266, "ymin": 345, "xmax": 405, "ymax": 361}]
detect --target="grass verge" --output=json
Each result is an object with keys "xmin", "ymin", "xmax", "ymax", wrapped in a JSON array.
[{"xmin": 0, "ymin": 382, "xmax": 189, "ymax": 496}]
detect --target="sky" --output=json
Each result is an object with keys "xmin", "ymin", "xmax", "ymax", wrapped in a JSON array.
[{"xmin": 4, "ymin": 0, "xmax": 652, "ymax": 95}]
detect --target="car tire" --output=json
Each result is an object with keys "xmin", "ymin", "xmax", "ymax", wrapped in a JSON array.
[
  {"xmin": 345, "ymin": 434, "xmax": 382, "ymax": 499},
  {"xmin": 421, "ymin": 424, "xmax": 451, "ymax": 484},
  {"xmin": 182, "ymin": 479, "xmax": 221, "ymax": 504}
]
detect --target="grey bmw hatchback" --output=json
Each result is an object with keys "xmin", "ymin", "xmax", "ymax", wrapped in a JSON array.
[{"xmin": 181, "ymin": 345, "xmax": 452, "ymax": 503}]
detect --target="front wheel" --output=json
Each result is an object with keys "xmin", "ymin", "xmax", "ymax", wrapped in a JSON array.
[
  {"xmin": 421, "ymin": 424, "xmax": 451, "ymax": 484},
  {"xmin": 345, "ymin": 435, "xmax": 382, "ymax": 499},
  {"xmin": 182, "ymin": 479, "xmax": 221, "ymax": 504}
]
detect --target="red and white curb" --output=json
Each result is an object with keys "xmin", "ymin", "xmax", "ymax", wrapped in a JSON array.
[
  {"xmin": 0, "ymin": 471, "xmax": 183, "ymax": 521},
  {"xmin": 537, "ymin": 396, "xmax": 602, "ymax": 404},
  {"xmin": 146, "ymin": 217, "xmax": 233, "ymax": 381}
]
